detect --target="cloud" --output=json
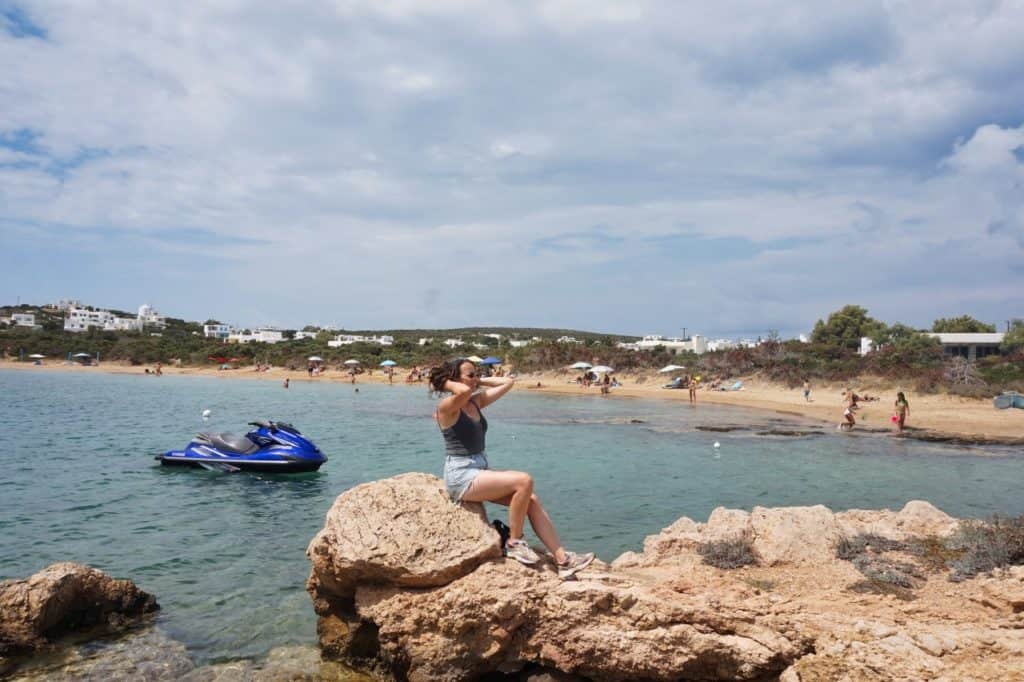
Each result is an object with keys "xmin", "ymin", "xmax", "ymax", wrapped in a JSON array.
[{"xmin": 1, "ymin": 1, "xmax": 1022, "ymax": 336}]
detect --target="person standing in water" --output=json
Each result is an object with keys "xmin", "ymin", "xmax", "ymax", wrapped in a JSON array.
[
  {"xmin": 283, "ymin": 377, "xmax": 289, "ymax": 389},
  {"xmin": 688, "ymin": 375, "xmax": 697, "ymax": 404},
  {"xmin": 894, "ymin": 392, "xmax": 910, "ymax": 434},
  {"xmin": 840, "ymin": 389, "xmax": 856, "ymax": 430},
  {"xmin": 430, "ymin": 358, "xmax": 595, "ymax": 579}
]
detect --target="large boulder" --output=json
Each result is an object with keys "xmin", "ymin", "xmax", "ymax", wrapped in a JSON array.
[
  {"xmin": 306, "ymin": 472, "xmax": 502, "ymax": 599},
  {"xmin": 0, "ymin": 563, "xmax": 158, "ymax": 656},
  {"xmin": 307, "ymin": 474, "xmax": 813, "ymax": 681},
  {"xmin": 308, "ymin": 478, "xmax": 1024, "ymax": 681}
]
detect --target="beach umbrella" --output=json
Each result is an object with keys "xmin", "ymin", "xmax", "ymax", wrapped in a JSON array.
[
  {"xmin": 73, "ymin": 352, "xmax": 92, "ymax": 358},
  {"xmin": 307, "ymin": 356, "xmax": 324, "ymax": 362},
  {"xmin": 343, "ymin": 359, "xmax": 360, "ymax": 365},
  {"xmin": 379, "ymin": 360, "xmax": 397, "ymax": 367},
  {"xmin": 465, "ymin": 355, "xmax": 484, "ymax": 363},
  {"xmin": 590, "ymin": 365, "xmax": 614, "ymax": 374},
  {"xmin": 569, "ymin": 361, "xmax": 592, "ymax": 370},
  {"xmin": 28, "ymin": 353, "xmax": 45, "ymax": 359},
  {"xmin": 480, "ymin": 356, "xmax": 502, "ymax": 365},
  {"xmin": 658, "ymin": 364, "xmax": 687, "ymax": 373}
]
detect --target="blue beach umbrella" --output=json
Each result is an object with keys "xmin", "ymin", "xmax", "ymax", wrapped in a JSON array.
[
  {"xmin": 480, "ymin": 356, "xmax": 502, "ymax": 365},
  {"xmin": 379, "ymin": 360, "xmax": 397, "ymax": 367}
]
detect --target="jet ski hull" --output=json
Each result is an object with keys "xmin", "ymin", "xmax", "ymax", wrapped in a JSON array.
[{"xmin": 157, "ymin": 421, "xmax": 327, "ymax": 474}]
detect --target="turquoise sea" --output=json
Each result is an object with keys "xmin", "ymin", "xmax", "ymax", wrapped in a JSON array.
[{"xmin": 2, "ymin": 369, "xmax": 1023, "ymax": 666}]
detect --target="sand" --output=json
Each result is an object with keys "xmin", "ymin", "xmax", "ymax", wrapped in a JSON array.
[{"xmin": 3, "ymin": 361, "xmax": 1021, "ymax": 444}]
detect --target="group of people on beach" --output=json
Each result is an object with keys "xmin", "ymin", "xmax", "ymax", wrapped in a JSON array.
[{"xmin": 838, "ymin": 385, "xmax": 910, "ymax": 433}]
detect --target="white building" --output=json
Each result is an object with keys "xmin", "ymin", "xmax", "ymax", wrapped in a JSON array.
[
  {"xmin": 203, "ymin": 324, "xmax": 231, "ymax": 340},
  {"xmin": 619, "ymin": 334, "xmax": 708, "ymax": 355},
  {"xmin": 859, "ymin": 333, "xmax": 1005, "ymax": 360},
  {"xmin": 49, "ymin": 299, "xmax": 82, "ymax": 311},
  {"xmin": 327, "ymin": 334, "xmax": 394, "ymax": 348},
  {"xmin": 11, "ymin": 313, "xmax": 36, "ymax": 327},
  {"xmin": 293, "ymin": 331, "xmax": 318, "ymax": 340},
  {"xmin": 925, "ymin": 333, "xmax": 1004, "ymax": 361},
  {"xmin": 443, "ymin": 338, "xmax": 464, "ymax": 348},
  {"xmin": 109, "ymin": 316, "xmax": 143, "ymax": 332},
  {"xmin": 418, "ymin": 337, "xmax": 435, "ymax": 346},
  {"xmin": 508, "ymin": 338, "xmax": 534, "ymax": 348},
  {"xmin": 556, "ymin": 336, "xmax": 581, "ymax": 344},
  {"xmin": 63, "ymin": 307, "xmax": 140, "ymax": 333},
  {"xmin": 137, "ymin": 304, "xmax": 166, "ymax": 328},
  {"xmin": 253, "ymin": 327, "xmax": 284, "ymax": 344}
]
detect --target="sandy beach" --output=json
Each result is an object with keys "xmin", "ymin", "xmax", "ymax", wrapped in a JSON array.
[{"xmin": 4, "ymin": 361, "xmax": 1021, "ymax": 444}]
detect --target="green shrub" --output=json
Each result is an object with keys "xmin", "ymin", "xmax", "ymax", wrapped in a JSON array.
[{"xmin": 947, "ymin": 515, "xmax": 1024, "ymax": 582}]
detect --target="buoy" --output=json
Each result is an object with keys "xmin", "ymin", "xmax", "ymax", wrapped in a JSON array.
[
  {"xmin": 202, "ymin": 409, "xmax": 211, "ymax": 420},
  {"xmin": 713, "ymin": 441, "xmax": 721, "ymax": 448}
]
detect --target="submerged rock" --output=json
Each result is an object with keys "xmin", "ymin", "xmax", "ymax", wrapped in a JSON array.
[{"xmin": 0, "ymin": 562, "xmax": 158, "ymax": 657}]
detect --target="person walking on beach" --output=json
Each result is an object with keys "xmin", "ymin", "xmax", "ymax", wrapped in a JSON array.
[
  {"xmin": 894, "ymin": 392, "xmax": 910, "ymax": 434},
  {"xmin": 600, "ymin": 372, "xmax": 611, "ymax": 395},
  {"xmin": 688, "ymin": 375, "xmax": 697, "ymax": 404},
  {"xmin": 803, "ymin": 379, "xmax": 812, "ymax": 402},
  {"xmin": 430, "ymin": 358, "xmax": 595, "ymax": 579}
]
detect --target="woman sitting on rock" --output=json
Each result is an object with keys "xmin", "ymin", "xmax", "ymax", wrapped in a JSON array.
[{"xmin": 430, "ymin": 358, "xmax": 594, "ymax": 578}]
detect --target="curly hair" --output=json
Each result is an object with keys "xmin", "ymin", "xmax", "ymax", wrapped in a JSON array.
[{"xmin": 428, "ymin": 358, "xmax": 471, "ymax": 394}]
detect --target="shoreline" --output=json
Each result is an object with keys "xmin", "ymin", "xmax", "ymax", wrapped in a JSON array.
[{"xmin": 3, "ymin": 361, "xmax": 1022, "ymax": 446}]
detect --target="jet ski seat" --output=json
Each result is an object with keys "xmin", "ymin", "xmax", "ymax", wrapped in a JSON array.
[{"xmin": 197, "ymin": 432, "xmax": 260, "ymax": 455}]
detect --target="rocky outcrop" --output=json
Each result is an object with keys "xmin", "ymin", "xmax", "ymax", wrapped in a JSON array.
[
  {"xmin": 308, "ymin": 475, "xmax": 1024, "ymax": 681},
  {"xmin": 0, "ymin": 563, "xmax": 158, "ymax": 657}
]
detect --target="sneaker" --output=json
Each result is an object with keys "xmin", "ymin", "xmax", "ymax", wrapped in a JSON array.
[
  {"xmin": 505, "ymin": 538, "xmax": 540, "ymax": 565},
  {"xmin": 557, "ymin": 551, "xmax": 595, "ymax": 579}
]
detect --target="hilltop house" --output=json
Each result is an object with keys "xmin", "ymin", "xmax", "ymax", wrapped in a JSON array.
[{"xmin": 203, "ymin": 323, "xmax": 231, "ymax": 340}]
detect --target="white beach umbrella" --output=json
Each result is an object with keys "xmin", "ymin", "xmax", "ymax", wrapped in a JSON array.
[
  {"xmin": 590, "ymin": 365, "xmax": 614, "ymax": 374},
  {"xmin": 379, "ymin": 360, "xmax": 397, "ymax": 367},
  {"xmin": 28, "ymin": 354, "xmax": 46, "ymax": 359},
  {"xmin": 658, "ymin": 364, "xmax": 686, "ymax": 373},
  {"xmin": 73, "ymin": 352, "xmax": 92, "ymax": 358},
  {"xmin": 569, "ymin": 361, "xmax": 592, "ymax": 369},
  {"xmin": 343, "ymin": 359, "xmax": 360, "ymax": 365},
  {"xmin": 307, "ymin": 356, "xmax": 324, "ymax": 362}
]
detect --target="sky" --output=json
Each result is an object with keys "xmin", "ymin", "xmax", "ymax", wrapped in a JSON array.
[{"xmin": 1, "ymin": 1, "xmax": 1022, "ymax": 338}]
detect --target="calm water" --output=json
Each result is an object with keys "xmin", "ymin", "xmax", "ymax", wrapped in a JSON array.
[{"xmin": 2, "ymin": 369, "xmax": 1023, "ymax": 664}]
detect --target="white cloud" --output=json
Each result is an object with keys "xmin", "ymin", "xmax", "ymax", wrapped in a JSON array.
[{"xmin": 1, "ymin": 1, "xmax": 1023, "ymax": 333}]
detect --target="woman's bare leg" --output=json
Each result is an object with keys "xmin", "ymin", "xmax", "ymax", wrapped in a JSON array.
[
  {"xmin": 461, "ymin": 470, "xmax": 533, "ymax": 540},
  {"xmin": 491, "ymin": 492, "xmax": 567, "ymax": 564}
]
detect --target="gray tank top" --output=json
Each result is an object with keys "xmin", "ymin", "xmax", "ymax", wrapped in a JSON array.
[{"xmin": 441, "ymin": 404, "xmax": 487, "ymax": 456}]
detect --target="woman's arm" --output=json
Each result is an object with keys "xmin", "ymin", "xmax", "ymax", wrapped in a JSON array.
[
  {"xmin": 476, "ymin": 376, "xmax": 515, "ymax": 408},
  {"xmin": 437, "ymin": 380, "xmax": 475, "ymax": 425}
]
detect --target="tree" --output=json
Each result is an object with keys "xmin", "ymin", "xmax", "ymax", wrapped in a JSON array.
[
  {"xmin": 931, "ymin": 316, "xmax": 996, "ymax": 333},
  {"xmin": 1001, "ymin": 320, "xmax": 1024, "ymax": 354},
  {"xmin": 811, "ymin": 305, "xmax": 886, "ymax": 353}
]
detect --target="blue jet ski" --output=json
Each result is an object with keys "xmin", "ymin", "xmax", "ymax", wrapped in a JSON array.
[{"xmin": 156, "ymin": 420, "xmax": 327, "ymax": 473}]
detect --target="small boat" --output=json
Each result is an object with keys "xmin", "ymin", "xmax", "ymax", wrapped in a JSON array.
[
  {"xmin": 993, "ymin": 392, "xmax": 1023, "ymax": 410},
  {"xmin": 156, "ymin": 420, "xmax": 327, "ymax": 473}
]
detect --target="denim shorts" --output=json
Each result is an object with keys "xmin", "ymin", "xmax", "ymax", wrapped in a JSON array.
[{"xmin": 444, "ymin": 453, "xmax": 489, "ymax": 502}]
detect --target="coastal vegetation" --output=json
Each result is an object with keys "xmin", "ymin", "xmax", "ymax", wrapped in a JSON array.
[{"xmin": 2, "ymin": 303, "xmax": 1021, "ymax": 396}]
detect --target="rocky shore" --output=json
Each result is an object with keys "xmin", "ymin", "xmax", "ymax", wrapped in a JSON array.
[{"xmin": 306, "ymin": 473, "xmax": 1024, "ymax": 681}]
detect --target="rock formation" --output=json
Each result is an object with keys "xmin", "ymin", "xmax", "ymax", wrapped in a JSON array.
[
  {"xmin": 308, "ymin": 473, "xmax": 1024, "ymax": 681},
  {"xmin": 0, "ymin": 562, "xmax": 158, "ymax": 657}
]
